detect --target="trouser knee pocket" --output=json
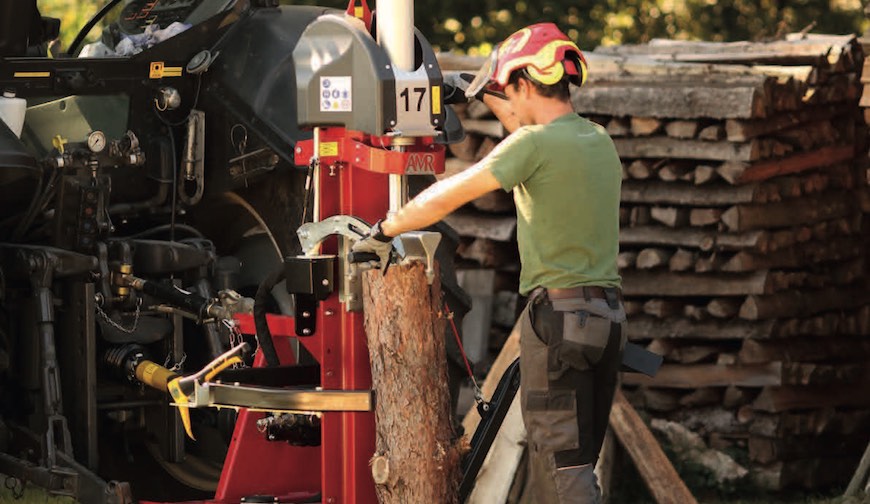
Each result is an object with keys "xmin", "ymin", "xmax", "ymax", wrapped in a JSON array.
[{"xmin": 524, "ymin": 389, "xmax": 580, "ymax": 454}]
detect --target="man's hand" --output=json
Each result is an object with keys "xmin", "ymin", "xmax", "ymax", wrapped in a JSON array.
[
  {"xmin": 443, "ymin": 73, "xmax": 477, "ymax": 104},
  {"xmin": 351, "ymin": 219, "xmax": 394, "ymax": 273}
]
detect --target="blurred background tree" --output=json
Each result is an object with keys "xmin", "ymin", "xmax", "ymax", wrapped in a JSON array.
[{"xmin": 40, "ymin": 0, "xmax": 867, "ymax": 56}]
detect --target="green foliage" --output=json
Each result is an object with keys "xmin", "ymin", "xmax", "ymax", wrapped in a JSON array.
[
  {"xmin": 36, "ymin": 0, "xmax": 100, "ymax": 49},
  {"xmin": 288, "ymin": 0, "xmax": 866, "ymax": 55},
  {"xmin": 40, "ymin": 0, "xmax": 868, "ymax": 56}
]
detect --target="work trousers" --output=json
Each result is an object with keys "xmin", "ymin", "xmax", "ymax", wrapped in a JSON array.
[{"xmin": 519, "ymin": 289, "xmax": 626, "ymax": 504}]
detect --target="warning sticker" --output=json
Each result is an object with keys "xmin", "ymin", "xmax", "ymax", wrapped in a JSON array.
[{"xmin": 320, "ymin": 76, "xmax": 353, "ymax": 112}]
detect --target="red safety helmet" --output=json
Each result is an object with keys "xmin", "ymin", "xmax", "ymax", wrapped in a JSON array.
[{"xmin": 466, "ymin": 23, "xmax": 588, "ymax": 99}]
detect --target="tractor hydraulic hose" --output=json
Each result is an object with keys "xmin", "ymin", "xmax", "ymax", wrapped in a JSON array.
[{"xmin": 253, "ymin": 267, "xmax": 285, "ymax": 367}]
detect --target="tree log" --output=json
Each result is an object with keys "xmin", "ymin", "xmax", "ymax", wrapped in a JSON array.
[
  {"xmin": 363, "ymin": 264, "xmax": 463, "ymax": 503},
  {"xmin": 665, "ymin": 119, "xmax": 700, "ymax": 139},
  {"xmin": 631, "ymin": 116, "xmax": 663, "ymax": 136},
  {"xmin": 637, "ymin": 248, "xmax": 673, "ymax": 270}
]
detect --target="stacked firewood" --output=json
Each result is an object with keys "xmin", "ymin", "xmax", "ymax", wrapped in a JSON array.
[{"xmin": 438, "ymin": 33, "xmax": 870, "ymax": 491}]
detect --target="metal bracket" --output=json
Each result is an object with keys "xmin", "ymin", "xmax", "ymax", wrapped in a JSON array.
[
  {"xmin": 394, "ymin": 231, "xmax": 441, "ymax": 284},
  {"xmin": 188, "ymin": 382, "xmax": 373, "ymax": 413},
  {"xmin": 297, "ymin": 215, "xmax": 372, "ymax": 311},
  {"xmin": 296, "ymin": 215, "xmax": 370, "ymax": 256}
]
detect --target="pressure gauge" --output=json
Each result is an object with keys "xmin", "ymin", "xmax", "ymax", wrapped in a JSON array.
[{"xmin": 87, "ymin": 131, "xmax": 107, "ymax": 153}]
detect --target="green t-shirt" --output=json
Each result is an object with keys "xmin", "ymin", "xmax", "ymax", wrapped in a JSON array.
[{"xmin": 486, "ymin": 113, "xmax": 622, "ymax": 295}]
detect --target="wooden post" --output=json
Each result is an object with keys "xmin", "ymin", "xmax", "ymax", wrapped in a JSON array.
[{"xmin": 363, "ymin": 263, "xmax": 464, "ymax": 504}]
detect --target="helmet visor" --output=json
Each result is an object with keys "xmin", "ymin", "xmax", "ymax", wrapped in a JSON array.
[{"xmin": 465, "ymin": 49, "xmax": 499, "ymax": 99}]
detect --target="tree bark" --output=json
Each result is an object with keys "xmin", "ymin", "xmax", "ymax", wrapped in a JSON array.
[{"xmin": 363, "ymin": 264, "xmax": 464, "ymax": 503}]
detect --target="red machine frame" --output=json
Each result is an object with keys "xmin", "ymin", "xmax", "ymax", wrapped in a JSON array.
[{"xmin": 144, "ymin": 129, "xmax": 444, "ymax": 504}]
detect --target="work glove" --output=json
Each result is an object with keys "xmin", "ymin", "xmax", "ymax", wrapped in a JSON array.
[
  {"xmin": 443, "ymin": 72, "xmax": 477, "ymax": 104},
  {"xmin": 351, "ymin": 219, "xmax": 395, "ymax": 273}
]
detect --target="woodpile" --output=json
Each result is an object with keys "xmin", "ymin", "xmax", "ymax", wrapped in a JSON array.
[{"xmin": 438, "ymin": 33, "xmax": 870, "ymax": 493}]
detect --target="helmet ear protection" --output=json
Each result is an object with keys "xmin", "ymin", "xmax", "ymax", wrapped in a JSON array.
[{"xmin": 465, "ymin": 22, "xmax": 588, "ymax": 99}]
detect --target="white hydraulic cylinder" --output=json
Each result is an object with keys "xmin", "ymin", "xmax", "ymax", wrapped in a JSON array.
[
  {"xmin": 376, "ymin": 0, "xmax": 415, "ymax": 72},
  {"xmin": 377, "ymin": 0, "xmax": 416, "ymax": 213}
]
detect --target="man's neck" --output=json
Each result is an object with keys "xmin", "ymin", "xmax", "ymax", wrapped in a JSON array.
[{"xmin": 531, "ymin": 99, "xmax": 575, "ymax": 126}]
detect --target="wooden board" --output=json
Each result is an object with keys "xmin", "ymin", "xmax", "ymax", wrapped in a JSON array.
[
  {"xmin": 609, "ymin": 390, "xmax": 698, "ymax": 504},
  {"xmin": 622, "ymin": 270, "xmax": 774, "ymax": 296}
]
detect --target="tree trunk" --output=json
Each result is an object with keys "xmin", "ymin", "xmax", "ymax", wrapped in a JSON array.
[{"xmin": 363, "ymin": 263, "xmax": 464, "ymax": 503}]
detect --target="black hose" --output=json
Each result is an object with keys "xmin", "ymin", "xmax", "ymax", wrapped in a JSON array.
[
  {"xmin": 127, "ymin": 223, "xmax": 204, "ymax": 240},
  {"xmin": 253, "ymin": 267, "xmax": 285, "ymax": 368}
]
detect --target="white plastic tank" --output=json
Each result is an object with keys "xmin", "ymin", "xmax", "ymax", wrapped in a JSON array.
[{"xmin": 0, "ymin": 88, "xmax": 26, "ymax": 138}]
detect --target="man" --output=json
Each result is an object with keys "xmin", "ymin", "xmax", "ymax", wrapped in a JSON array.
[{"xmin": 354, "ymin": 23, "xmax": 626, "ymax": 504}]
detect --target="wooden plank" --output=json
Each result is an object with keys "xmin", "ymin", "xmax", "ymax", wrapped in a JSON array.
[
  {"xmin": 752, "ymin": 384, "xmax": 870, "ymax": 412},
  {"xmin": 739, "ymin": 285, "xmax": 869, "ymax": 320},
  {"xmin": 618, "ymin": 226, "xmax": 769, "ymax": 252},
  {"xmin": 443, "ymin": 212, "xmax": 516, "ymax": 242},
  {"xmin": 624, "ymin": 362, "xmax": 865, "ymax": 388},
  {"xmin": 614, "ymin": 137, "xmax": 764, "ymax": 162},
  {"xmin": 729, "ymin": 144, "xmax": 855, "ymax": 184},
  {"xmin": 725, "ymin": 106, "xmax": 843, "ymax": 142},
  {"xmin": 626, "ymin": 315, "xmax": 775, "ymax": 341},
  {"xmin": 609, "ymin": 390, "xmax": 698, "ymax": 504},
  {"xmin": 647, "ymin": 339, "xmax": 721, "ymax": 363},
  {"xmin": 594, "ymin": 35, "xmax": 856, "ymax": 60},
  {"xmin": 721, "ymin": 237, "xmax": 863, "ymax": 272},
  {"xmin": 624, "ymin": 363, "xmax": 783, "ymax": 388},
  {"xmin": 721, "ymin": 191, "xmax": 857, "ymax": 232},
  {"xmin": 738, "ymin": 338, "xmax": 870, "ymax": 365},
  {"xmin": 573, "ymin": 81, "xmax": 767, "ymax": 119},
  {"xmin": 622, "ymin": 270, "xmax": 774, "ymax": 296}
]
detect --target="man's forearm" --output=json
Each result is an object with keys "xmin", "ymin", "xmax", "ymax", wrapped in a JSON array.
[
  {"xmin": 380, "ymin": 162, "xmax": 502, "ymax": 237},
  {"xmin": 380, "ymin": 180, "xmax": 460, "ymax": 237}
]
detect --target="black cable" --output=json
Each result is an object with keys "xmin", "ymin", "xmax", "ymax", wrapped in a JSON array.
[
  {"xmin": 253, "ymin": 267, "xmax": 284, "ymax": 368},
  {"xmin": 168, "ymin": 128, "xmax": 177, "ymax": 242},
  {"xmin": 127, "ymin": 223, "xmax": 204, "ymax": 240}
]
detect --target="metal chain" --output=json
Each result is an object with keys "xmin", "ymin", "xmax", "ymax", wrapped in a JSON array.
[
  {"xmin": 223, "ymin": 319, "xmax": 245, "ymax": 368},
  {"xmin": 95, "ymin": 298, "xmax": 141, "ymax": 335},
  {"xmin": 163, "ymin": 351, "xmax": 187, "ymax": 372}
]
